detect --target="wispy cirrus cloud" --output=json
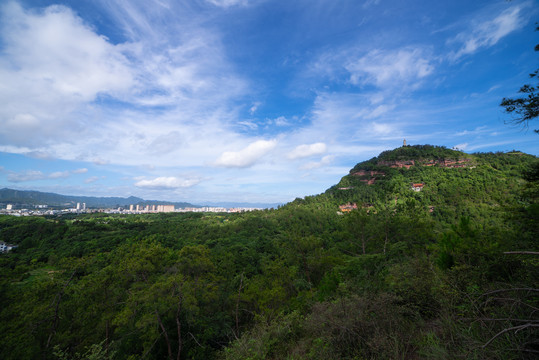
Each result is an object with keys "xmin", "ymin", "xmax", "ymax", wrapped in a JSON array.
[
  {"xmin": 206, "ymin": 0, "xmax": 253, "ymax": 8},
  {"xmin": 345, "ymin": 48, "xmax": 434, "ymax": 89},
  {"xmin": 455, "ymin": 126, "xmax": 489, "ymax": 136},
  {"xmin": 448, "ymin": 4, "xmax": 527, "ymax": 60},
  {"xmin": 306, "ymin": 45, "xmax": 435, "ymax": 92}
]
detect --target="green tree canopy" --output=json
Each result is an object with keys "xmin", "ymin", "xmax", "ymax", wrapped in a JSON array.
[{"xmin": 500, "ymin": 25, "xmax": 539, "ymax": 133}]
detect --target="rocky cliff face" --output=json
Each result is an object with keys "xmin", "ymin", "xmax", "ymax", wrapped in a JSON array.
[
  {"xmin": 352, "ymin": 170, "xmax": 386, "ymax": 184},
  {"xmin": 377, "ymin": 158, "xmax": 471, "ymax": 169},
  {"xmin": 350, "ymin": 158, "xmax": 473, "ymax": 185}
]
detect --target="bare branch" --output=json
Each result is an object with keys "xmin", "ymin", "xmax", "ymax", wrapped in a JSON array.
[
  {"xmin": 483, "ymin": 324, "xmax": 539, "ymax": 348},
  {"xmin": 479, "ymin": 318, "xmax": 539, "ymax": 323},
  {"xmin": 479, "ymin": 288, "xmax": 539, "ymax": 297},
  {"xmin": 503, "ymin": 251, "xmax": 539, "ymax": 255},
  {"xmin": 188, "ymin": 332, "xmax": 204, "ymax": 348}
]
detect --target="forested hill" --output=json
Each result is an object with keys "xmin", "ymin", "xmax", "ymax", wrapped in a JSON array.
[
  {"xmin": 291, "ymin": 145, "xmax": 536, "ymax": 226},
  {"xmin": 0, "ymin": 145, "xmax": 537, "ymax": 360}
]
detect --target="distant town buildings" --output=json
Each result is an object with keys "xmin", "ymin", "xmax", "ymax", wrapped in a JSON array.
[
  {"xmin": 0, "ymin": 203, "xmax": 261, "ymax": 217},
  {"xmin": 127, "ymin": 204, "xmax": 176, "ymax": 213}
]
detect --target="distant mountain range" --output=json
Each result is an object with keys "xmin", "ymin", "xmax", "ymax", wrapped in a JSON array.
[{"xmin": 0, "ymin": 188, "xmax": 198, "ymax": 209}]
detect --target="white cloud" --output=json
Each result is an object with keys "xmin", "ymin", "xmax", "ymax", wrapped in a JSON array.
[
  {"xmin": 346, "ymin": 48, "xmax": 434, "ymax": 88},
  {"xmin": 73, "ymin": 168, "xmax": 88, "ymax": 174},
  {"xmin": 0, "ymin": 2, "xmax": 135, "ymax": 146},
  {"xmin": 455, "ymin": 126, "xmax": 489, "ymax": 136},
  {"xmin": 273, "ymin": 116, "xmax": 290, "ymax": 127},
  {"xmin": 24, "ymin": 151, "xmax": 54, "ymax": 160},
  {"xmin": 237, "ymin": 121, "xmax": 258, "ymax": 130},
  {"xmin": 147, "ymin": 131, "xmax": 183, "ymax": 155},
  {"xmin": 249, "ymin": 102, "xmax": 261, "ymax": 115},
  {"xmin": 84, "ymin": 176, "xmax": 100, "ymax": 184},
  {"xmin": 7, "ymin": 170, "xmax": 46, "ymax": 183},
  {"xmin": 205, "ymin": 0, "xmax": 251, "ymax": 8},
  {"xmin": 49, "ymin": 171, "xmax": 70, "ymax": 179},
  {"xmin": 214, "ymin": 140, "xmax": 277, "ymax": 168},
  {"xmin": 92, "ymin": 158, "xmax": 110, "ymax": 166},
  {"xmin": 370, "ymin": 122, "xmax": 393, "ymax": 135},
  {"xmin": 288, "ymin": 143, "xmax": 327, "ymax": 160},
  {"xmin": 135, "ymin": 176, "xmax": 202, "ymax": 189},
  {"xmin": 449, "ymin": 5, "xmax": 526, "ymax": 60},
  {"xmin": 372, "ymin": 105, "xmax": 395, "ymax": 118},
  {"xmin": 0, "ymin": 1, "xmax": 248, "ymax": 167},
  {"xmin": 7, "ymin": 169, "xmax": 70, "ymax": 182},
  {"xmin": 452, "ymin": 143, "xmax": 468, "ymax": 150},
  {"xmin": 299, "ymin": 155, "xmax": 334, "ymax": 170}
]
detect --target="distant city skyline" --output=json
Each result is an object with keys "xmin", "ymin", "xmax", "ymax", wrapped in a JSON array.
[{"xmin": 0, "ymin": 0, "xmax": 537, "ymax": 204}]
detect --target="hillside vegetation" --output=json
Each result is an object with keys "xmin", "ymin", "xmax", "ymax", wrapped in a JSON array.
[{"xmin": 0, "ymin": 145, "xmax": 537, "ymax": 360}]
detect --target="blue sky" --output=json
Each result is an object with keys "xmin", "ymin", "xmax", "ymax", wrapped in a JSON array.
[{"xmin": 0, "ymin": 0, "xmax": 537, "ymax": 205}]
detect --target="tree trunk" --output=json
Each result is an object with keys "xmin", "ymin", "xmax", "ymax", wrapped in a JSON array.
[
  {"xmin": 156, "ymin": 310, "xmax": 173, "ymax": 360},
  {"xmin": 235, "ymin": 273, "xmax": 244, "ymax": 336},
  {"xmin": 45, "ymin": 270, "xmax": 76, "ymax": 354},
  {"xmin": 175, "ymin": 294, "xmax": 182, "ymax": 360}
]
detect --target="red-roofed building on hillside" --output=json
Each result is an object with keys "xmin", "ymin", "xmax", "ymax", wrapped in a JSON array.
[
  {"xmin": 339, "ymin": 203, "xmax": 358, "ymax": 212},
  {"xmin": 411, "ymin": 183, "xmax": 424, "ymax": 191}
]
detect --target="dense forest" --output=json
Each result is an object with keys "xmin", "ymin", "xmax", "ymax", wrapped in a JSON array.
[{"xmin": 0, "ymin": 145, "xmax": 537, "ymax": 359}]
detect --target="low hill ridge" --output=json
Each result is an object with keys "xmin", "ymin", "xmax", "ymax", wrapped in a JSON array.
[{"xmin": 0, "ymin": 188, "xmax": 198, "ymax": 209}]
